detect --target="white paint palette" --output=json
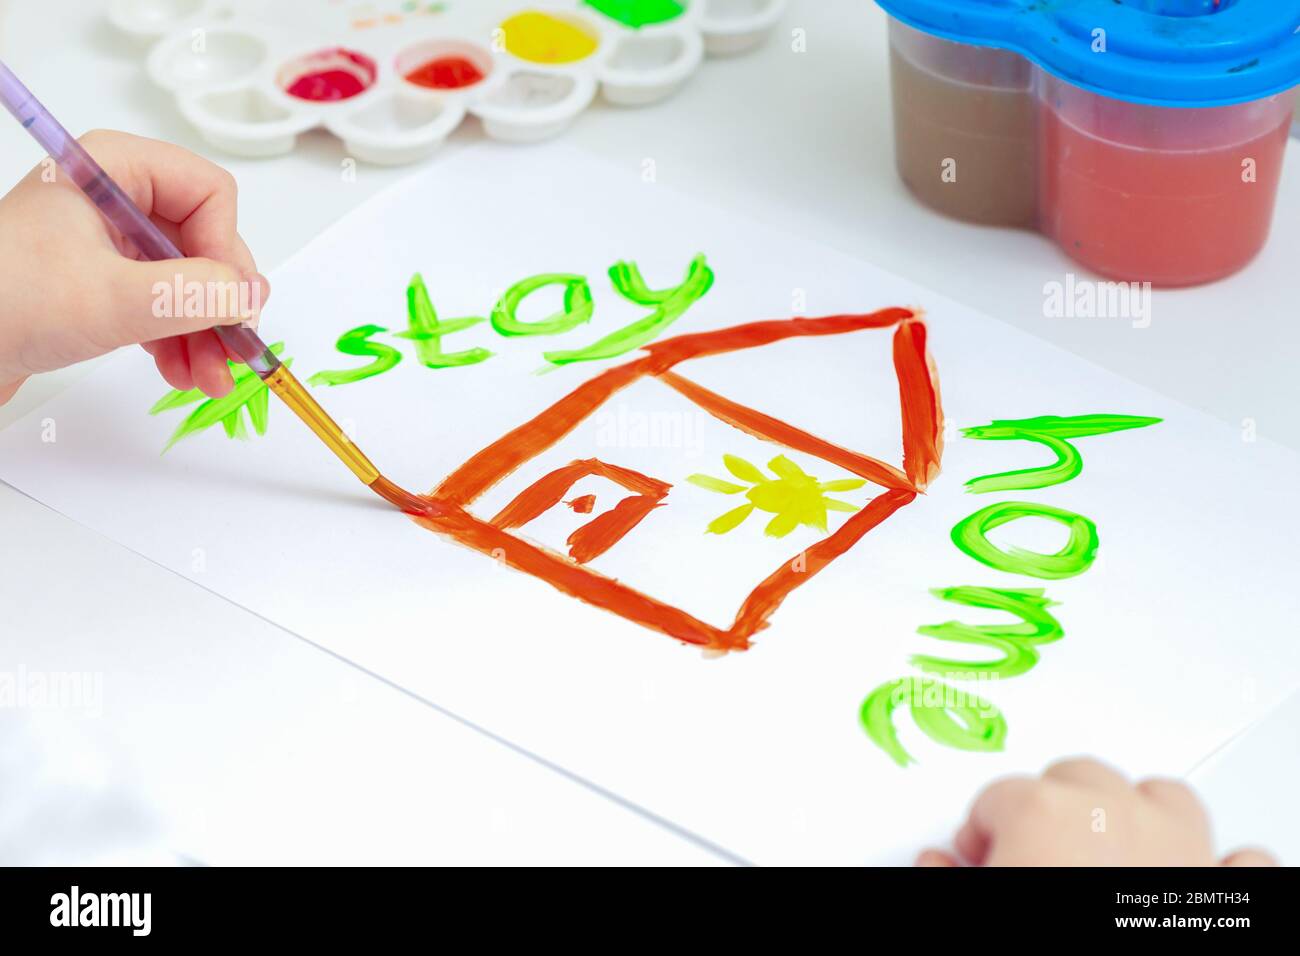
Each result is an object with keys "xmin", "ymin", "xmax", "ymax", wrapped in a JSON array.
[{"xmin": 109, "ymin": 0, "xmax": 787, "ymax": 164}]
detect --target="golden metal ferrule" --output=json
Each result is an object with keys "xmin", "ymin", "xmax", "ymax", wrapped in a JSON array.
[{"xmin": 264, "ymin": 366, "xmax": 381, "ymax": 485}]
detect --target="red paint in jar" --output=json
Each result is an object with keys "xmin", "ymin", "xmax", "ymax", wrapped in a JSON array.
[
  {"xmin": 405, "ymin": 55, "xmax": 486, "ymax": 90},
  {"xmin": 282, "ymin": 48, "xmax": 377, "ymax": 102},
  {"xmin": 1039, "ymin": 78, "xmax": 1295, "ymax": 287}
]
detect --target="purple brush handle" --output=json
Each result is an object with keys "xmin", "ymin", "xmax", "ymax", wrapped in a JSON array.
[{"xmin": 0, "ymin": 60, "xmax": 280, "ymax": 376}]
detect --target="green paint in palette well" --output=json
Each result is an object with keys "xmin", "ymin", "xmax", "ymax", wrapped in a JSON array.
[{"xmin": 584, "ymin": 0, "xmax": 686, "ymax": 28}]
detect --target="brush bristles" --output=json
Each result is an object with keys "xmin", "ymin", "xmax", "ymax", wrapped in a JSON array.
[{"xmin": 371, "ymin": 475, "xmax": 437, "ymax": 516}]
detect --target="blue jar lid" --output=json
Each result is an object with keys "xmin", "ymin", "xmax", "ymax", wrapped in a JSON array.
[{"xmin": 876, "ymin": 0, "xmax": 1300, "ymax": 107}]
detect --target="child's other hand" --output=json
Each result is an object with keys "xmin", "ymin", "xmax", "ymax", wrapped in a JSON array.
[
  {"xmin": 917, "ymin": 757, "xmax": 1277, "ymax": 867},
  {"xmin": 0, "ymin": 130, "xmax": 269, "ymax": 406}
]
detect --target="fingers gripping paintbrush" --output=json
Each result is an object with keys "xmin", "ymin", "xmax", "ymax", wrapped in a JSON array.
[{"xmin": 0, "ymin": 60, "xmax": 432, "ymax": 516}]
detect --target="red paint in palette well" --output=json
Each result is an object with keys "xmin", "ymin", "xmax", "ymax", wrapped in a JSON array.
[
  {"xmin": 405, "ymin": 55, "xmax": 486, "ymax": 90},
  {"xmin": 283, "ymin": 48, "xmax": 377, "ymax": 102}
]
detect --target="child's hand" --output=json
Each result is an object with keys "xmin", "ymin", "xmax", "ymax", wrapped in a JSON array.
[
  {"xmin": 918, "ymin": 758, "xmax": 1277, "ymax": 867},
  {"xmin": 0, "ymin": 129, "xmax": 269, "ymax": 406}
]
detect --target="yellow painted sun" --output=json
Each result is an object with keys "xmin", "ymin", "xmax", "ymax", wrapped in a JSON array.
[{"xmin": 687, "ymin": 453, "xmax": 868, "ymax": 538}]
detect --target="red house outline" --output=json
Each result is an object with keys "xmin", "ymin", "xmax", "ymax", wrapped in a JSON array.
[{"xmin": 413, "ymin": 309, "xmax": 944, "ymax": 653}]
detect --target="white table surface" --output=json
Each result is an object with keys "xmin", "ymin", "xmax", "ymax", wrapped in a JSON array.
[{"xmin": 1, "ymin": 0, "xmax": 1296, "ymax": 865}]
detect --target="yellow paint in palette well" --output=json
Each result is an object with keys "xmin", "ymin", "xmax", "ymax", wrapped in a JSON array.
[{"xmin": 501, "ymin": 11, "xmax": 600, "ymax": 65}]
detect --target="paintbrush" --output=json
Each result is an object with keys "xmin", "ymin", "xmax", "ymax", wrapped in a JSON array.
[{"xmin": 0, "ymin": 59, "xmax": 433, "ymax": 516}]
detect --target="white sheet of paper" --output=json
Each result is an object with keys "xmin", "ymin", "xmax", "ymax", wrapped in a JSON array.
[{"xmin": 2, "ymin": 144, "xmax": 1296, "ymax": 864}]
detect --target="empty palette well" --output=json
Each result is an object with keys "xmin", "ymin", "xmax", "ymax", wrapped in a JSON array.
[
  {"xmin": 196, "ymin": 86, "xmax": 294, "ymax": 124},
  {"xmin": 345, "ymin": 93, "xmax": 448, "ymax": 133},
  {"xmin": 484, "ymin": 71, "xmax": 579, "ymax": 109},
  {"xmin": 159, "ymin": 30, "xmax": 267, "ymax": 86},
  {"xmin": 609, "ymin": 33, "xmax": 686, "ymax": 71}
]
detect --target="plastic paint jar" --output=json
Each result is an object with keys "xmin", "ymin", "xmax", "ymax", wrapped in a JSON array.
[
  {"xmin": 877, "ymin": 0, "xmax": 1300, "ymax": 287},
  {"xmin": 889, "ymin": 20, "xmax": 1037, "ymax": 227},
  {"xmin": 1039, "ymin": 75, "xmax": 1292, "ymax": 286}
]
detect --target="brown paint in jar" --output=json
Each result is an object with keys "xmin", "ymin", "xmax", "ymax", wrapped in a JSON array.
[{"xmin": 888, "ymin": 20, "xmax": 1037, "ymax": 227}]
